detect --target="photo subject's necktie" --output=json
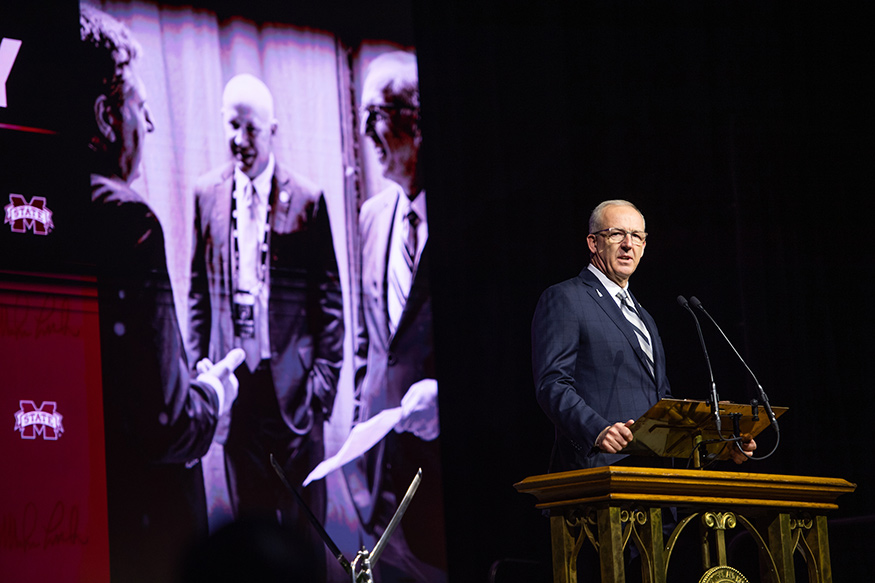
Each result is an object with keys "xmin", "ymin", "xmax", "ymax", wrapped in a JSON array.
[
  {"xmin": 618, "ymin": 291, "xmax": 654, "ymax": 375},
  {"xmin": 402, "ymin": 209, "xmax": 419, "ymax": 272},
  {"xmin": 239, "ymin": 180, "xmax": 262, "ymax": 372},
  {"xmin": 388, "ymin": 206, "xmax": 418, "ymax": 334}
]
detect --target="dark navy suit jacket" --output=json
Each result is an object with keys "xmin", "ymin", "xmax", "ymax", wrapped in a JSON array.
[{"xmin": 532, "ymin": 267, "xmax": 671, "ymax": 472}]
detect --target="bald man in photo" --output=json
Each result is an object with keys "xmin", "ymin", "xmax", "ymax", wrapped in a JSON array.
[{"xmin": 186, "ymin": 74, "xmax": 343, "ymax": 576}]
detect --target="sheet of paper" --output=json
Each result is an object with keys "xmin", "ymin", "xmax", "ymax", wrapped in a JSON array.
[{"xmin": 303, "ymin": 406, "xmax": 403, "ymax": 486}]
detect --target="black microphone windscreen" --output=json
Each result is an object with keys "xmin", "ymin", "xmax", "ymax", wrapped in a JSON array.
[
  {"xmin": 676, "ymin": 295, "xmax": 689, "ymax": 308},
  {"xmin": 690, "ymin": 296, "xmax": 703, "ymax": 309}
]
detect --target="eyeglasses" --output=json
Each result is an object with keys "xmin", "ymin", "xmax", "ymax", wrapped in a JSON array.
[
  {"xmin": 360, "ymin": 104, "xmax": 418, "ymax": 125},
  {"xmin": 592, "ymin": 228, "xmax": 648, "ymax": 245}
]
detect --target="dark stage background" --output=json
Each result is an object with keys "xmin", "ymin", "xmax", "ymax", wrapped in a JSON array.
[{"xmin": 416, "ymin": 0, "xmax": 875, "ymax": 581}]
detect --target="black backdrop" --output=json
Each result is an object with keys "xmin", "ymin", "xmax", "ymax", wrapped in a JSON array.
[{"xmin": 415, "ymin": 1, "xmax": 875, "ymax": 580}]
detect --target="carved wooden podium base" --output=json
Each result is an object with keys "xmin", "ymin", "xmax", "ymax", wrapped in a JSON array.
[{"xmin": 515, "ymin": 466, "xmax": 855, "ymax": 583}]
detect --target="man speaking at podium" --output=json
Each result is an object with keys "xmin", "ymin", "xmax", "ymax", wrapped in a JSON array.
[{"xmin": 532, "ymin": 200, "xmax": 754, "ymax": 472}]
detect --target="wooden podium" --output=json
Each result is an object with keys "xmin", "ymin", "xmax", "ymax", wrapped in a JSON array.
[
  {"xmin": 515, "ymin": 400, "xmax": 853, "ymax": 582},
  {"xmin": 515, "ymin": 466, "xmax": 855, "ymax": 583}
]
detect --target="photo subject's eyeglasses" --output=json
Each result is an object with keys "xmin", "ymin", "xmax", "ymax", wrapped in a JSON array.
[{"xmin": 359, "ymin": 104, "xmax": 419, "ymax": 124}]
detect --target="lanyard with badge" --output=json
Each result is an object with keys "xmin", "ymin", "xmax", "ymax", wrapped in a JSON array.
[{"xmin": 230, "ymin": 180, "xmax": 271, "ymax": 339}]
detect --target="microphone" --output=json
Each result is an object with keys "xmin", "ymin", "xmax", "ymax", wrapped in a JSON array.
[
  {"xmin": 689, "ymin": 296, "xmax": 778, "ymax": 434},
  {"xmin": 677, "ymin": 296, "xmax": 722, "ymax": 433}
]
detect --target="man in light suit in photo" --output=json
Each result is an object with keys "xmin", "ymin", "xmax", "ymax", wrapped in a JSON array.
[
  {"xmin": 187, "ymin": 74, "xmax": 343, "ymax": 577},
  {"xmin": 344, "ymin": 51, "xmax": 446, "ymax": 583}
]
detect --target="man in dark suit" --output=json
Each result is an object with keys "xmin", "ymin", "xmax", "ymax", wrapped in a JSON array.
[
  {"xmin": 81, "ymin": 5, "xmax": 243, "ymax": 583},
  {"xmin": 532, "ymin": 199, "xmax": 754, "ymax": 471},
  {"xmin": 532, "ymin": 200, "xmax": 670, "ymax": 472},
  {"xmin": 344, "ymin": 51, "xmax": 446, "ymax": 583},
  {"xmin": 186, "ymin": 74, "xmax": 343, "ymax": 574},
  {"xmin": 532, "ymin": 200, "xmax": 754, "ymax": 581}
]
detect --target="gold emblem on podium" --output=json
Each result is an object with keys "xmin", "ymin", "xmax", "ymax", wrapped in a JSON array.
[{"xmin": 699, "ymin": 565, "xmax": 749, "ymax": 583}]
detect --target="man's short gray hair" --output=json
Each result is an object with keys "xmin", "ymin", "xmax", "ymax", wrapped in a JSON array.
[
  {"xmin": 363, "ymin": 51, "xmax": 419, "ymax": 109},
  {"xmin": 588, "ymin": 200, "xmax": 645, "ymax": 234}
]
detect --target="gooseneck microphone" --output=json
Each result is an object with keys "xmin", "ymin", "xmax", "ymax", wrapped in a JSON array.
[
  {"xmin": 677, "ymin": 296, "xmax": 722, "ymax": 434},
  {"xmin": 689, "ymin": 296, "xmax": 779, "ymax": 436}
]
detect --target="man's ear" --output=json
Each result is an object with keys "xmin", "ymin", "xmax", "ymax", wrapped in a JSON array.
[
  {"xmin": 94, "ymin": 94, "xmax": 117, "ymax": 143},
  {"xmin": 586, "ymin": 233, "xmax": 598, "ymax": 254}
]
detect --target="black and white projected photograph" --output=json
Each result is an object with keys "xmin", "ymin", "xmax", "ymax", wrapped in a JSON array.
[
  {"xmin": 5, "ymin": 1, "xmax": 444, "ymax": 582},
  {"xmin": 78, "ymin": 2, "xmax": 443, "ymax": 583}
]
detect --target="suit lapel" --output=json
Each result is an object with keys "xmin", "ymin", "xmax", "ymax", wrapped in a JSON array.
[
  {"xmin": 269, "ymin": 167, "xmax": 302, "ymax": 234},
  {"xmin": 381, "ymin": 193, "xmax": 405, "ymax": 345},
  {"xmin": 365, "ymin": 192, "xmax": 397, "ymax": 347},
  {"xmin": 394, "ymin": 239, "xmax": 429, "ymax": 340},
  {"xmin": 579, "ymin": 269, "xmax": 656, "ymax": 381},
  {"xmin": 214, "ymin": 166, "xmax": 235, "ymax": 272}
]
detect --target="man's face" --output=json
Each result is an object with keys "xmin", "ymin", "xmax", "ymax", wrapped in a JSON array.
[
  {"xmin": 360, "ymin": 82, "xmax": 419, "ymax": 188},
  {"xmin": 223, "ymin": 100, "xmax": 274, "ymax": 179},
  {"xmin": 587, "ymin": 205, "xmax": 647, "ymax": 287},
  {"xmin": 118, "ymin": 68, "xmax": 153, "ymax": 183}
]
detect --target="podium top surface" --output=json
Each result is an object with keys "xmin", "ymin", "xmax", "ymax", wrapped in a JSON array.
[
  {"xmin": 626, "ymin": 398, "xmax": 788, "ymax": 461},
  {"xmin": 514, "ymin": 466, "xmax": 856, "ymax": 512}
]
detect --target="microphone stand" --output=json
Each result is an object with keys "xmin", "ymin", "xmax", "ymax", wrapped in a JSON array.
[
  {"xmin": 270, "ymin": 454, "xmax": 352, "ymax": 577},
  {"xmin": 690, "ymin": 297, "xmax": 780, "ymax": 460},
  {"xmin": 677, "ymin": 295, "xmax": 723, "ymax": 440},
  {"xmin": 271, "ymin": 454, "xmax": 423, "ymax": 582},
  {"xmin": 351, "ymin": 469, "xmax": 422, "ymax": 582}
]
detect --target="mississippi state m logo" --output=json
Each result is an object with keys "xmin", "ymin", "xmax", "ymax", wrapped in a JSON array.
[
  {"xmin": 5, "ymin": 194, "xmax": 54, "ymax": 234},
  {"xmin": 14, "ymin": 400, "xmax": 64, "ymax": 440}
]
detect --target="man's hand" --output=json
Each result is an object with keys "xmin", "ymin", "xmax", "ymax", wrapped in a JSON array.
[
  {"xmin": 395, "ymin": 378, "xmax": 439, "ymax": 441},
  {"xmin": 595, "ymin": 419, "xmax": 635, "ymax": 453},
  {"xmin": 729, "ymin": 437, "xmax": 757, "ymax": 464},
  {"xmin": 196, "ymin": 348, "xmax": 245, "ymax": 416}
]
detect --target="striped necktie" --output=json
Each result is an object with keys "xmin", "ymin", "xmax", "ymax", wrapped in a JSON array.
[{"xmin": 617, "ymin": 291, "xmax": 654, "ymax": 375}]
